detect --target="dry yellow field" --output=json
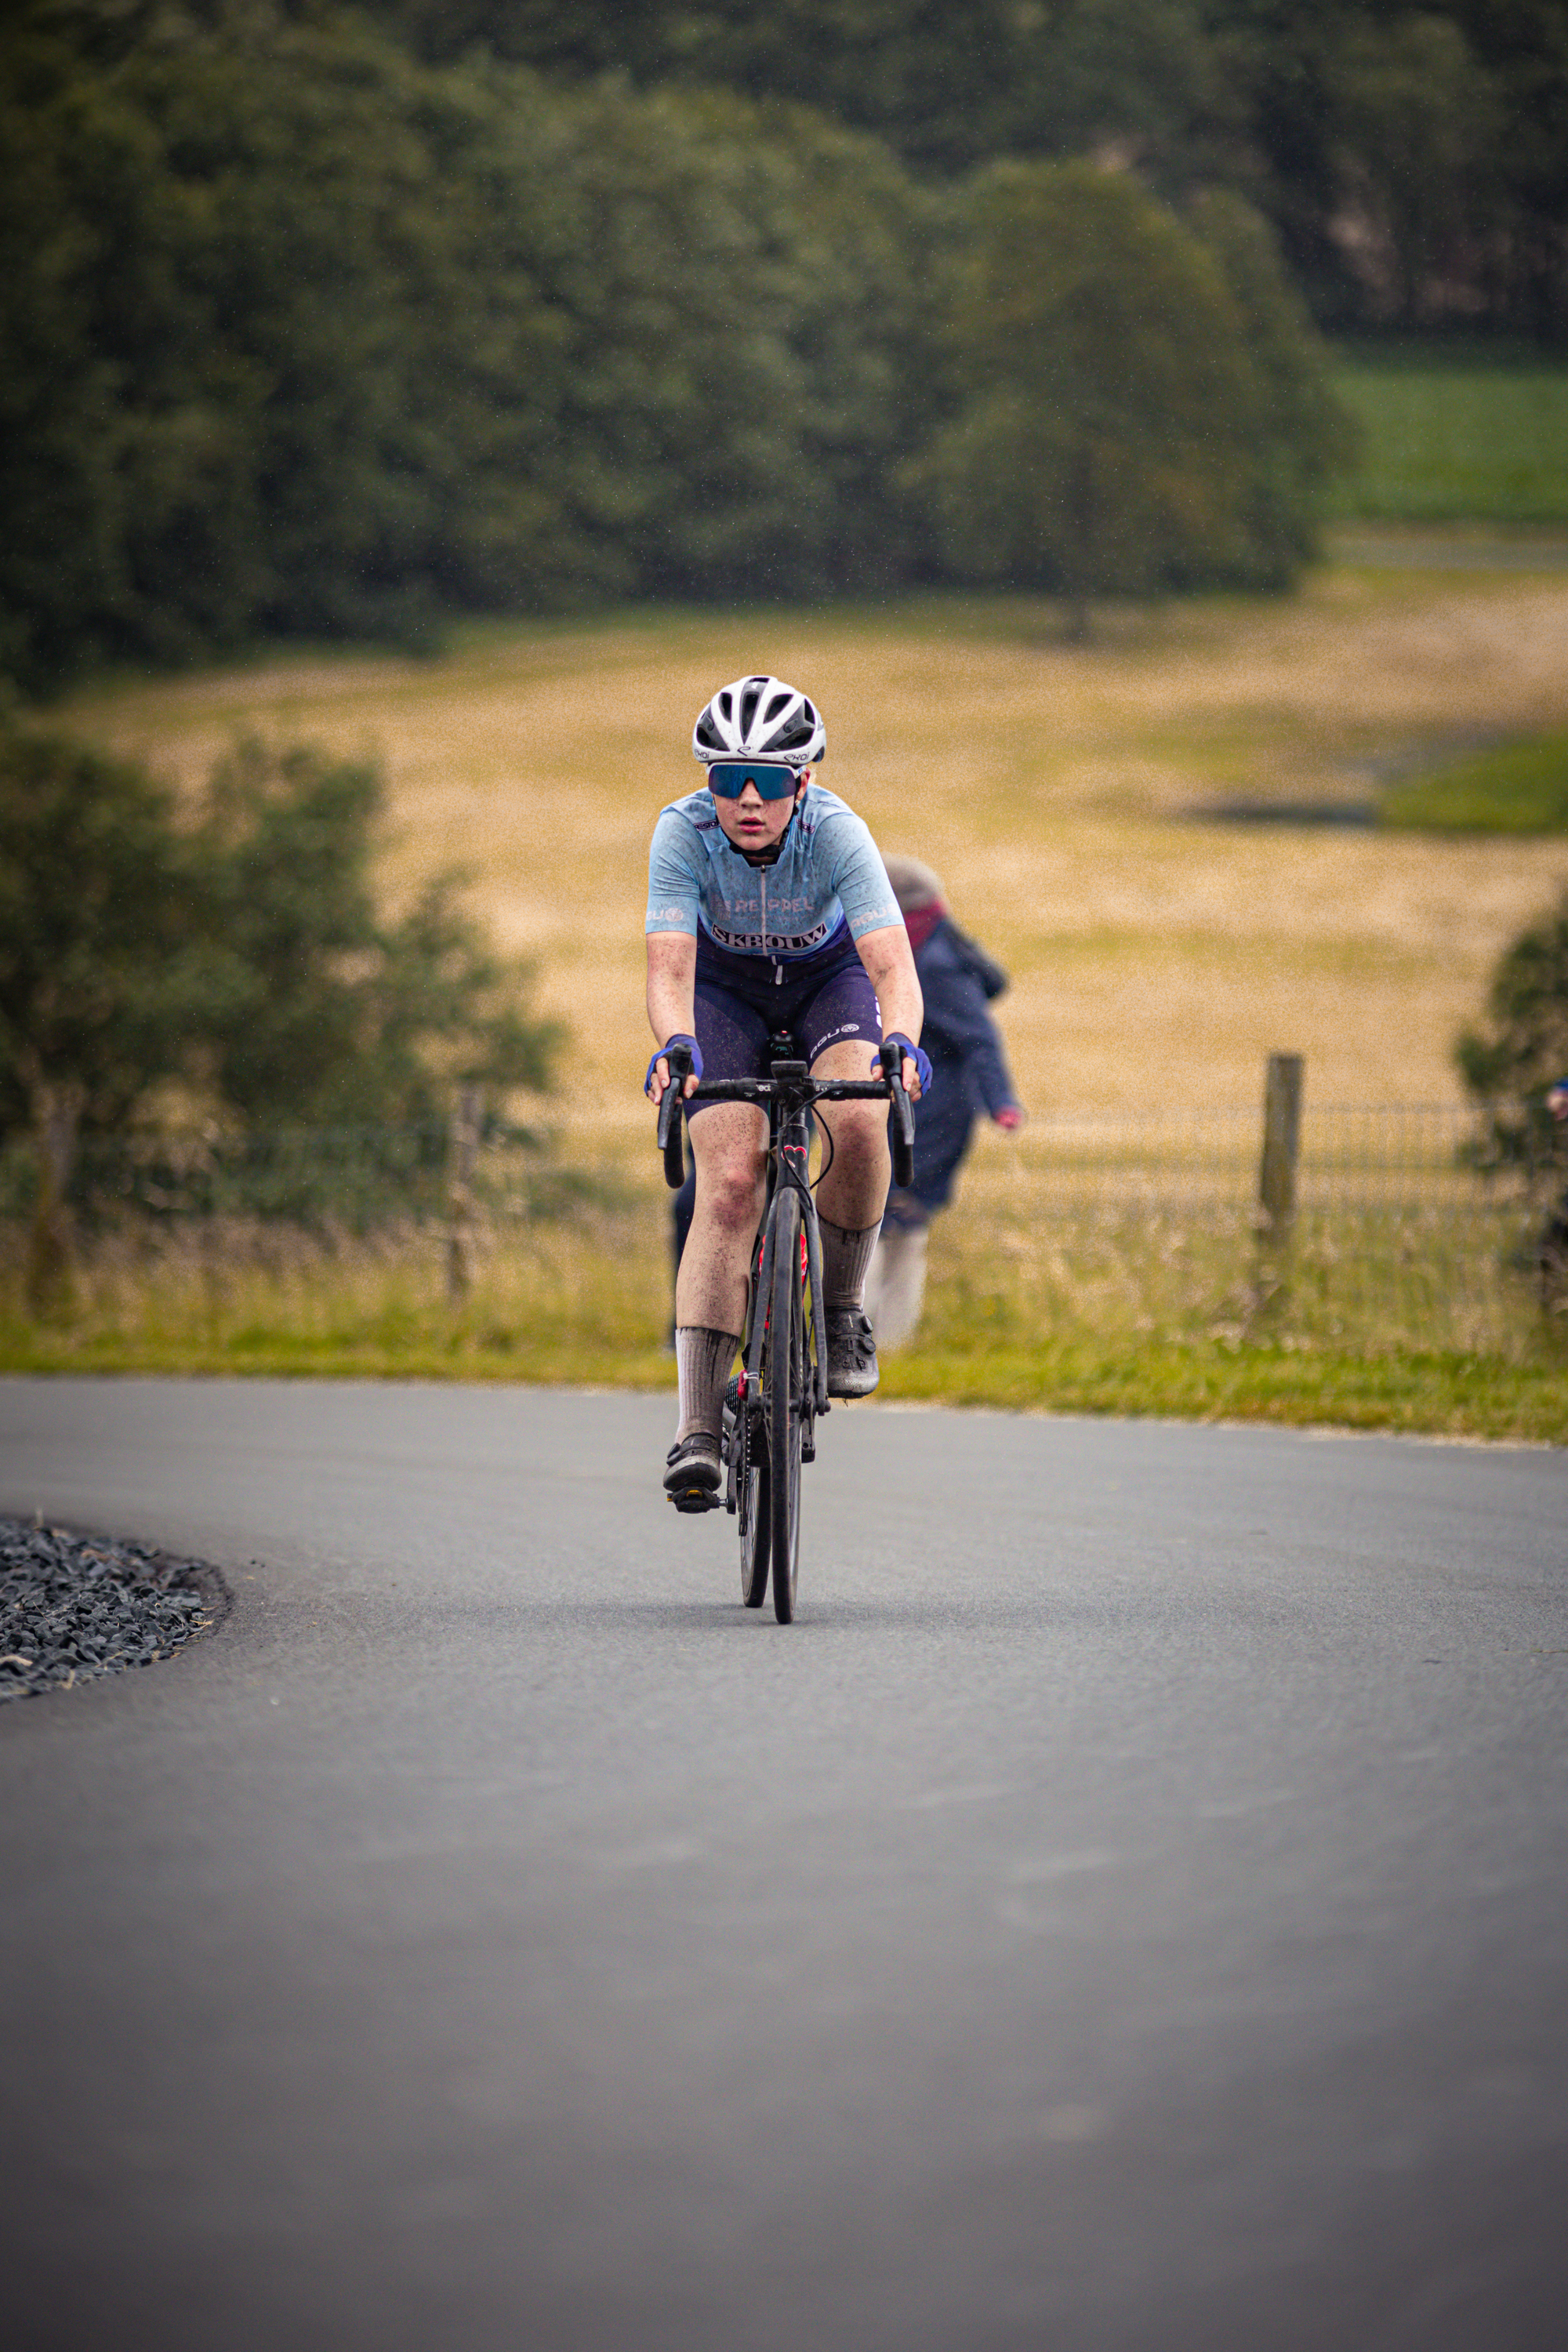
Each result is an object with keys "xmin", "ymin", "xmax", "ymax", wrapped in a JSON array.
[{"xmin": 61, "ymin": 555, "xmax": 1568, "ymax": 1138}]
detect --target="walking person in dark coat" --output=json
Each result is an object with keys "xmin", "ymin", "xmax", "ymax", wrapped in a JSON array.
[{"xmin": 865, "ymin": 855, "xmax": 1025, "ymax": 1348}]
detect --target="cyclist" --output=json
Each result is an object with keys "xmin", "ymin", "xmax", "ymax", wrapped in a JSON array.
[{"xmin": 645, "ymin": 673, "xmax": 929, "ymax": 1502}]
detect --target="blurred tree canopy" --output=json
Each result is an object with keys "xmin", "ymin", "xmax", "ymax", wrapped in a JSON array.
[
  {"xmin": 0, "ymin": 1, "xmax": 939, "ymax": 689},
  {"xmin": 0, "ymin": 717, "xmax": 561, "ymax": 1158},
  {"xmin": 188, "ymin": 739, "xmax": 561, "ymax": 1128},
  {"xmin": 913, "ymin": 164, "xmax": 1348, "ymax": 627},
  {"xmin": 9, "ymin": 0, "xmax": 1556, "ymax": 688},
  {"xmin": 384, "ymin": 1, "xmax": 1568, "ymax": 338}
]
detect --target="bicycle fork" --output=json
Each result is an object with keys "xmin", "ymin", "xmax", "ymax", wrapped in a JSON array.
[{"xmin": 777, "ymin": 1099, "xmax": 829, "ymax": 1438}]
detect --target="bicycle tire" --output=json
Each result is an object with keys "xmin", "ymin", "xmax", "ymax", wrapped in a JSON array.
[
  {"xmin": 769, "ymin": 1186, "xmax": 804, "ymax": 1622},
  {"xmin": 738, "ymin": 1407, "xmax": 769, "ymax": 1608}
]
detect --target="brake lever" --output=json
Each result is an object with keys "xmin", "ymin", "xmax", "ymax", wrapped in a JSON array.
[
  {"xmin": 656, "ymin": 1042, "xmax": 693, "ymax": 1189},
  {"xmin": 880, "ymin": 1037, "xmax": 916, "ymax": 1190}
]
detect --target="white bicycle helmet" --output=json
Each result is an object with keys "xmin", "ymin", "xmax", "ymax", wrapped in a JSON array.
[{"xmin": 692, "ymin": 674, "xmax": 825, "ymax": 769}]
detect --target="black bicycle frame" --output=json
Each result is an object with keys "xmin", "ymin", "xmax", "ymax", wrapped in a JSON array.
[{"xmin": 655, "ymin": 1033, "xmax": 915, "ymax": 1411}]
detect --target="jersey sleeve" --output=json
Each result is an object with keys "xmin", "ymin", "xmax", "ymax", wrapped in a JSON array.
[
  {"xmin": 645, "ymin": 807, "xmax": 704, "ymax": 936},
  {"xmin": 819, "ymin": 810, "xmax": 902, "ymax": 940}
]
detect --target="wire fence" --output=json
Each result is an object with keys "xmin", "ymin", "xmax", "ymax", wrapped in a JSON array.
[
  {"xmin": 936, "ymin": 1103, "xmax": 1557, "ymax": 1360},
  {"xmin": 3, "ymin": 1099, "xmax": 1564, "ymax": 1361}
]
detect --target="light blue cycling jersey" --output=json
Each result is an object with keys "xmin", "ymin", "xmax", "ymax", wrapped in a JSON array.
[{"xmin": 645, "ymin": 784, "xmax": 900, "ymax": 962}]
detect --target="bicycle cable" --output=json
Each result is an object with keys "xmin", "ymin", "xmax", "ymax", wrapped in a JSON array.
[{"xmin": 810, "ymin": 1114, "xmax": 836, "ymax": 1194}]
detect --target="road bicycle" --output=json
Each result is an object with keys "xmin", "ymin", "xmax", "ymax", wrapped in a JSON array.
[{"xmin": 656, "ymin": 1034, "xmax": 915, "ymax": 1622}]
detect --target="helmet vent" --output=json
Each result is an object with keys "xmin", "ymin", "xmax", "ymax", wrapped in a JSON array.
[{"xmin": 739, "ymin": 679, "xmax": 764, "ymax": 739}]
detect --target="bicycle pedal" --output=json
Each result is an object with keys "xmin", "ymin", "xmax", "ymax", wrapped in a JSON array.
[{"xmin": 669, "ymin": 1485, "xmax": 722, "ymax": 1514}]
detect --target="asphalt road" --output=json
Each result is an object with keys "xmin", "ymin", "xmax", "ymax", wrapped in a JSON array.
[{"xmin": 2, "ymin": 1377, "xmax": 1566, "ymax": 2352}]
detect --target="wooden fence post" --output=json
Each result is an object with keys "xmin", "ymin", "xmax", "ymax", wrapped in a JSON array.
[
  {"xmin": 446, "ymin": 1083, "xmax": 482, "ymax": 1304},
  {"xmin": 1258, "ymin": 1053, "xmax": 1304, "ymax": 1240}
]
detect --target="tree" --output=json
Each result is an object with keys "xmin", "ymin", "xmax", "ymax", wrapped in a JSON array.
[
  {"xmin": 0, "ymin": 5, "xmax": 938, "ymax": 691},
  {"xmin": 913, "ymin": 161, "xmax": 1347, "ymax": 633},
  {"xmin": 0, "ymin": 724, "xmax": 216, "ymax": 1304},
  {"xmin": 189, "ymin": 739, "xmax": 561, "ymax": 1130},
  {"xmin": 0, "ymin": 719, "xmax": 562, "ymax": 1305},
  {"xmin": 1188, "ymin": 187, "xmax": 1359, "ymax": 576},
  {"xmin": 386, "ymin": 0, "xmax": 1244, "ymax": 185},
  {"xmin": 386, "ymin": 1, "xmax": 1568, "ymax": 337}
]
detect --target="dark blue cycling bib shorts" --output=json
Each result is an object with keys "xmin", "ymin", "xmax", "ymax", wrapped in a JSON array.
[{"xmin": 690, "ymin": 922, "xmax": 882, "ymax": 1112}]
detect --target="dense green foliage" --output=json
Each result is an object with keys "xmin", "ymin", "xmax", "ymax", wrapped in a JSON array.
[
  {"xmin": 1457, "ymin": 890, "xmax": 1568, "ymax": 1107},
  {"xmin": 387, "ymin": 0, "xmax": 1568, "ymax": 337},
  {"xmin": 0, "ymin": 718, "xmax": 560, "ymax": 1149},
  {"xmin": 1, "ymin": 3, "xmax": 942, "ymax": 688},
  {"xmin": 0, "ymin": 728, "xmax": 209, "ymax": 1142},
  {"xmin": 915, "ymin": 165, "xmax": 1347, "ymax": 616},
  {"xmin": 3, "ymin": 2, "xmax": 1362, "ymax": 688}
]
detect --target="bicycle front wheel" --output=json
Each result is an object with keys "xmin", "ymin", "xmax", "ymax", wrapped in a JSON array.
[
  {"xmin": 737, "ymin": 1404, "xmax": 769, "ymax": 1608},
  {"xmin": 768, "ymin": 1186, "xmax": 805, "ymax": 1623}
]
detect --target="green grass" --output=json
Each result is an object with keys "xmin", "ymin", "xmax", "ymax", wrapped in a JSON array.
[
  {"xmin": 880, "ymin": 1339, "xmax": 1566, "ymax": 1443},
  {"xmin": 1331, "ymin": 347, "xmax": 1568, "ymax": 525},
  {"xmin": 1383, "ymin": 731, "xmax": 1568, "ymax": 833},
  {"xmin": 3, "ymin": 1308, "xmax": 1560, "ymax": 1443},
  {"xmin": 5, "ymin": 1200, "xmax": 1564, "ymax": 1444}
]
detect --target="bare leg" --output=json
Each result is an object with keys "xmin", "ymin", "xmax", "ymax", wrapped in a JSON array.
[
  {"xmin": 810, "ymin": 1038, "xmax": 889, "ymax": 1370},
  {"xmin": 810, "ymin": 1036, "xmax": 891, "ymax": 1238},
  {"xmin": 676, "ymin": 1100, "xmax": 768, "ymax": 1334}
]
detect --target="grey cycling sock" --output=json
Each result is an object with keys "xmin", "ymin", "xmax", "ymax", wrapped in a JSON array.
[
  {"xmin": 675, "ymin": 1325, "xmax": 739, "ymax": 1443},
  {"xmin": 818, "ymin": 1217, "xmax": 880, "ymax": 1313}
]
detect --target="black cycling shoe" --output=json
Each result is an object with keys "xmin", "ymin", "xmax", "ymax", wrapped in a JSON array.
[
  {"xmin": 664, "ymin": 1432, "xmax": 723, "ymax": 1512},
  {"xmin": 826, "ymin": 1306, "xmax": 880, "ymax": 1399}
]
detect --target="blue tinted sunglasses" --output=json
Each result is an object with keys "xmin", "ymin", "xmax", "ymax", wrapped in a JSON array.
[{"xmin": 706, "ymin": 761, "xmax": 800, "ymax": 801}]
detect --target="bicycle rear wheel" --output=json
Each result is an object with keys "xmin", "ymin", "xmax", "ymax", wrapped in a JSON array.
[{"xmin": 768, "ymin": 1187, "xmax": 805, "ymax": 1622}]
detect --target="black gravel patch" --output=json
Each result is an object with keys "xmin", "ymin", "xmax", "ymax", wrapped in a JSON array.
[{"xmin": 1, "ymin": 1519, "xmax": 223, "ymax": 1704}]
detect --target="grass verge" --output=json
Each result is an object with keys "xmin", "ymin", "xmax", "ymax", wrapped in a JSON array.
[
  {"xmin": 879, "ymin": 1338, "xmax": 1566, "ymax": 1443},
  {"xmin": 4, "ymin": 1234, "xmax": 1563, "ymax": 1443}
]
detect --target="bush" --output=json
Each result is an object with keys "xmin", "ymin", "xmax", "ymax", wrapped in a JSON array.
[
  {"xmin": 1457, "ymin": 891, "xmax": 1568, "ymax": 1114},
  {"xmin": 0, "ymin": 716, "xmax": 562, "ymax": 1158}
]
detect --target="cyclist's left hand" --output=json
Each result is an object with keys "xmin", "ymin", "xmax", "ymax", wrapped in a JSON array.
[{"xmin": 877, "ymin": 1033, "xmax": 931, "ymax": 1102}]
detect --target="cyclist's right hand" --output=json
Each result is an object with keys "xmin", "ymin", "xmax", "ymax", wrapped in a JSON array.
[{"xmin": 645, "ymin": 1033, "xmax": 703, "ymax": 1106}]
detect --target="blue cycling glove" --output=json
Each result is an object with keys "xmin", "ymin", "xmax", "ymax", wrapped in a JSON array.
[
  {"xmin": 879, "ymin": 1032, "xmax": 933, "ymax": 1099},
  {"xmin": 645, "ymin": 1033, "xmax": 702, "ymax": 1098}
]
